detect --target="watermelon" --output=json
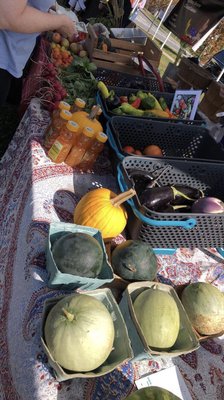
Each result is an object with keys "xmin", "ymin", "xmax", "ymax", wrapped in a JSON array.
[{"xmin": 52, "ymin": 232, "xmax": 104, "ymax": 278}]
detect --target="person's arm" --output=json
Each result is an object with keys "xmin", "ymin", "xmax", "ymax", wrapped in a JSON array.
[{"xmin": 0, "ymin": 1, "xmax": 76, "ymax": 37}]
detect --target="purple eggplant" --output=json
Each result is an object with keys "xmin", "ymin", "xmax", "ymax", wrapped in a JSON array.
[
  {"xmin": 139, "ymin": 185, "xmax": 203, "ymax": 212},
  {"xmin": 192, "ymin": 197, "xmax": 224, "ymax": 214}
]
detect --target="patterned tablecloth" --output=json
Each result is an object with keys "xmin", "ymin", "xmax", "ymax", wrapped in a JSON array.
[{"xmin": 0, "ymin": 99, "xmax": 223, "ymax": 400}]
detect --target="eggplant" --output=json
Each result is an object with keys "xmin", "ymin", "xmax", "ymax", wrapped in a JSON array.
[
  {"xmin": 139, "ymin": 184, "xmax": 203, "ymax": 212},
  {"xmin": 170, "ymin": 185, "xmax": 203, "ymax": 205},
  {"xmin": 139, "ymin": 186, "xmax": 173, "ymax": 211},
  {"xmin": 191, "ymin": 197, "xmax": 224, "ymax": 214},
  {"xmin": 106, "ymin": 92, "xmax": 121, "ymax": 110}
]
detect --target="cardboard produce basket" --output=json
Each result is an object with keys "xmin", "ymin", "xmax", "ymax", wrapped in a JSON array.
[
  {"xmin": 46, "ymin": 222, "xmax": 114, "ymax": 290},
  {"xmin": 41, "ymin": 288, "xmax": 133, "ymax": 381},
  {"xmin": 119, "ymin": 281, "xmax": 200, "ymax": 360},
  {"xmin": 85, "ymin": 24, "xmax": 162, "ymax": 74}
]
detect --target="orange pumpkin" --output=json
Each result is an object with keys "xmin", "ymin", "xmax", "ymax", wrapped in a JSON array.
[{"xmin": 73, "ymin": 188, "xmax": 136, "ymax": 239}]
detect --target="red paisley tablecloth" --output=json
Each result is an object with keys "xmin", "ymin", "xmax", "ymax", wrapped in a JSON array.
[{"xmin": 0, "ymin": 99, "xmax": 223, "ymax": 400}]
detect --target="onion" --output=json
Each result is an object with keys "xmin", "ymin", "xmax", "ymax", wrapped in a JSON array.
[{"xmin": 191, "ymin": 197, "xmax": 224, "ymax": 214}]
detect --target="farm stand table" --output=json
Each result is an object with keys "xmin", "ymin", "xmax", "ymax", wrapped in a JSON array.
[{"xmin": 0, "ymin": 99, "xmax": 223, "ymax": 400}]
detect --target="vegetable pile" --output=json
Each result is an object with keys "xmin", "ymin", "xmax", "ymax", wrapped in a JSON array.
[{"xmin": 98, "ymin": 82, "xmax": 175, "ymax": 119}]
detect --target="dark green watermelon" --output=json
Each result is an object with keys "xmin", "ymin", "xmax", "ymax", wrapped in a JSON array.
[
  {"xmin": 111, "ymin": 240, "xmax": 157, "ymax": 281},
  {"xmin": 126, "ymin": 386, "xmax": 181, "ymax": 400},
  {"xmin": 52, "ymin": 232, "xmax": 104, "ymax": 278}
]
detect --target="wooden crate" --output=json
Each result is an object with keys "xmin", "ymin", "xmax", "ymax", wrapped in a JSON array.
[{"xmin": 84, "ymin": 24, "xmax": 162, "ymax": 75}]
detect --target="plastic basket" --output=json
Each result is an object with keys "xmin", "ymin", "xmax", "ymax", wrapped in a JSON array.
[
  {"xmin": 117, "ymin": 156, "xmax": 224, "ymax": 249},
  {"xmin": 106, "ymin": 116, "xmax": 224, "ymax": 162},
  {"xmin": 97, "ymin": 87, "xmax": 203, "ymax": 125},
  {"xmin": 93, "ymin": 68, "xmax": 174, "ymax": 92}
]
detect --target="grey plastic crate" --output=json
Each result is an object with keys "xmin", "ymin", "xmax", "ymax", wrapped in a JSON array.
[
  {"xmin": 118, "ymin": 156, "xmax": 224, "ymax": 249},
  {"xmin": 110, "ymin": 28, "xmax": 147, "ymax": 45},
  {"xmin": 108, "ymin": 116, "xmax": 224, "ymax": 162}
]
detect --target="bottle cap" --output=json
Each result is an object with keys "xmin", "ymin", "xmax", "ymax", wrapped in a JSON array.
[
  {"xmin": 66, "ymin": 120, "xmax": 80, "ymax": 132},
  {"xmin": 60, "ymin": 109, "xmax": 72, "ymax": 120},
  {"xmin": 59, "ymin": 101, "xmax": 71, "ymax": 111},
  {"xmin": 96, "ymin": 132, "xmax": 108, "ymax": 143},
  {"xmin": 74, "ymin": 98, "xmax": 86, "ymax": 109},
  {"xmin": 83, "ymin": 126, "xmax": 94, "ymax": 138}
]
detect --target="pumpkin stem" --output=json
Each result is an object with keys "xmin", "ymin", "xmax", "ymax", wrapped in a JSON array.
[
  {"xmin": 88, "ymin": 104, "xmax": 101, "ymax": 120},
  {"xmin": 62, "ymin": 308, "xmax": 74, "ymax": 322},
  {"xmin": 111, "ymin": 189, "xmax": 136, "ymax": 207}
]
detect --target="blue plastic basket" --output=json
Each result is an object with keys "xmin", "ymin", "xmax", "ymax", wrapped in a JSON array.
[
  {"xmin": 97, "ymin": 86, "xmax": 204, "ymax": 125},
  {"xmin": 117, "ymin": 156, "xmax": 224, "ymax": 249}
]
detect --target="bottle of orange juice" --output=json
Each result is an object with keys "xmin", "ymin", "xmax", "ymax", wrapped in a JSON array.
[
  {"xmin": 44, "ymin": 109, "xmax": 72, "ymax": 150},
  {"xmin": 48, "ymin": 120, "xmax": 78, "ymax": 164},
  {"xmin": 44, "ymin": 101, "xmax": 71, "ymax": 140},
  {"xmin": 78, "ymin": 132, "xmax": 108, "ymax": 171},
  {"xmin": 71, "ymin": 98, "xmax": 86, "ymax": 113},
  {"xmin": 65, "ymin": 126, "xmax": 95, "ymax": 167}
]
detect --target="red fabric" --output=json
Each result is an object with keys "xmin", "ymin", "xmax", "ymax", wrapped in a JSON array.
[{"xmin": 19, "ymin": 36, "xmax": 50, "ymax": 117}]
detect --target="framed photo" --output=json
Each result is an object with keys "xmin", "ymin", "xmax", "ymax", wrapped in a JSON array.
[{"xmin": 170, "ymin": 90, "xmax": 202, "ymax": 120}]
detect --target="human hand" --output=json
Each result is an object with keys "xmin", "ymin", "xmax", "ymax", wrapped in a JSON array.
[{"xmin": 57, "ymin": 14, "xmax": 77, "ymax": 40}]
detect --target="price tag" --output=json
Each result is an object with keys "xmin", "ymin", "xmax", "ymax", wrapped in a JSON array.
[{"xmin": 135, "ymin": 365, "xmax": 192, "ymax": 400}]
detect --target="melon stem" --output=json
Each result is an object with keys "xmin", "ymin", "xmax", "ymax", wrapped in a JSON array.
[
  {"xmin": 111, "ymin": 189, "xmax": 136, "ymax": 207},
  {"xmin": 62, "ymin": 308, "xmax": 74, "ymax": 322}
]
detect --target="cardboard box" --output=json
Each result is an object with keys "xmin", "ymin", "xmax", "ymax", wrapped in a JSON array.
[
  {"xmin": 119, "ymin": 281, "xmax": 200, "ymax": 360},
  {"xmin": 46, "ymin": 222, "xmax": 114, "ymax": 290},
  {"xmin": 41, "ymin": 288, "xmax": 133, "ymax": 381},
  {"xmin": 175, "ymin": 283, "xmax": 224, "ymax": 342}
]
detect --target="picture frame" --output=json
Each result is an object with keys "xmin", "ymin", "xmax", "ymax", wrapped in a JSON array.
[{"xmin": 170, "ymin": 90, "xmax": 202, "ymax": 120}]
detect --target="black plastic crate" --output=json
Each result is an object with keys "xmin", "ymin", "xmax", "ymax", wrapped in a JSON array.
[
  {"xmin": 118, "ymin": 156, "xmax": 224, "ymax": 249},
  {"xmin": 107, "ymin": 116, "xmax": 224, "ymax": 162},
  {"xmin": 93, "ymin": 68, "xmax": 174, "ymax": 92},
  {"xmin": 98, "ymin": 87, "xmax": 203, "ymax": 125}
]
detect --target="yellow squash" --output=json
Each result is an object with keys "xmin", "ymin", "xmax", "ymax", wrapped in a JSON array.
[{"xmin": 73, "ymin": 188, "xmax": 136, "ymax": 239}]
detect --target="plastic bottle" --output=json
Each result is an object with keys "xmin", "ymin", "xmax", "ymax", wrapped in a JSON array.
[
  {"xmin": 44, "ymin": 109, "xmax": 72, "ymax": 150},
  {"xmin": 78, "ymin": 132, "xmax": 108, "ymax": 171},
  {"xmin": 71, "ymin": 98, "xmax": 86, "ymax": 113},
  {"xmin": 65, "ymin": 126, "xmax": 95, "ymax": 167},
  {"xmin": 48, "ymin": 120, "xmax": 78, "ymax": 164},
  {"xmin": 44, "ymin": 101, "xmax": 71, "ymax": 141}
]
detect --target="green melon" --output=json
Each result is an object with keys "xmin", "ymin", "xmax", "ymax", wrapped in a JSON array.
[
  {"xmin": 44, "ymin": 293, "xmax": 115, "ymax": 371},
  {"xmin": 52, "ymin": 232, "xmax": 104, "ymax": 278},
  {"xmin": 126, "ymin": 386, "xmax": 181, "ymax": 400},
  {"xmin": 133, "ymin": 288, "xmax": 180, "ymax": 350},
  {"xmin": 181, "ymin": 282, "xmax": 224, "ymax": 335},
  {"xmin": 111, "ymin": 240, "xmax": 157, "ymax": 281}
]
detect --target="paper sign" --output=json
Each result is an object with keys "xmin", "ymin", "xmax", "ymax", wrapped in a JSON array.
[
  {"xmin": 170, "ymin": 90, "xmax": 202, "ymax": 120},
  {"xmin": 135, "ymin": 365, "xmax": 192, "ymax": 400}
]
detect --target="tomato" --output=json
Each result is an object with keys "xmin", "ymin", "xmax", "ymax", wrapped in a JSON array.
[{"xmin": 123, "ymin": 145, "xmax": 135, "ymax": 154}]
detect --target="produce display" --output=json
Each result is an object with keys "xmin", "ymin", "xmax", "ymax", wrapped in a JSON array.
[
  {"xmin": 98, "ymin": 82, "xmax": 175, "ymax": 119},
  {"xmin": 51, "ymin": 232, "xmax": 104, "ymax": 278},
  {"xmin": 133, "ymin": 288, "xmax": 180, "ymax": 350},
  {"xmin": 34, "ymin": 21, "xmax": 224, "ymax": 390},
  {"xmin": 125, "ymin": 386, "xmax": 181, "ymax": 400},
  {"xmin": 44, "ymin": 293, "xmax": 115, "ymax": 372},
  {"xmin": 73, "ymin": 188, "xmax": 136, "ymax": 239},
  {"xmin": 181, "ymin": 282, "xmax": 224, "ymax": 335},
  {"xmin": 111, "ymin": 240, "xmax": 158, "ymax": 281}
]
